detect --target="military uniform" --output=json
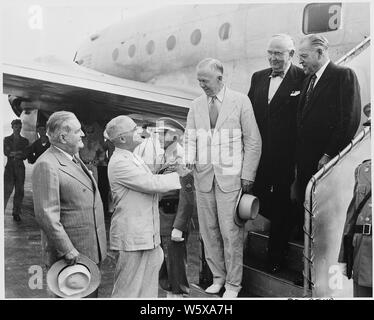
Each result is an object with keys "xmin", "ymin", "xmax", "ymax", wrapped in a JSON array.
[
  {"xmin": 158, "ymin": 141, "xmax": 196, "ymax": 296},
  {"xmin": 339, "ymin": 159, "xmax": 372, "ymax": 297},
  {"xmin": 3, "ymin": 133, "xmax": 29, "ymax": 218}
]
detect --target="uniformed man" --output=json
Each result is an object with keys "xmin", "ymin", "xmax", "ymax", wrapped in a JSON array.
[
  {"xmin": 155, "ymin": 117, "xmax": 195, "ymax": 298},
  {"xmin": 3, "ymin": 119, "xmax": 29, "ymax": 221},
  {"xmin": 338, "ymin": 117, "xmax": 372, "ymax": 297}
]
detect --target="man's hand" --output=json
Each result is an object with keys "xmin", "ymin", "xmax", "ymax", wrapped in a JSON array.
[
  {"xmin": 171, "ymin": 228, "xmax": 184, "ymax": 242},
  {"xmin": 339, "ymin": 263, "xmax": 347, "ymax": 277},
  {"xmin": 64, "ymin": 248, "xmax": 79, "ymax": 265},
  {"xmin": 176, "ymin": 163, "xmax": 190, "ymax": 177},
  {"xmin": 107, "ymin": 249, "xmax": 120, "ymax": 262},
  {"xmin": 185, "ymin": 161, "xmax": 195, "ymax": 171},
  {"xmin": 241, "ymin": 179, "xmax": 254, "ymax": 194},
  {"xmin": 318, "ymin": 154, "xmax": 331, "ymax": 170}
]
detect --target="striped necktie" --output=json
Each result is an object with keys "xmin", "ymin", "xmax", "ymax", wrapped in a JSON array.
[
  {"xmin": 303, "ymin": 74, "xmax": 317, "ymax": 112},
  {"xmin": 209, "ymin": 96, "xmax": 219, "ymax": 129}
]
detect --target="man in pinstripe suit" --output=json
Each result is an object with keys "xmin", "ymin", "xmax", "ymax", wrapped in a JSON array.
[{"xmin": 32, "ymin": 111, "xmax": 107, "ymax": 298}]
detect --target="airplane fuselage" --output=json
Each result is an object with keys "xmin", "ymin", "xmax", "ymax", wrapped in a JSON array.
[{"xmin": 75, "ymin": 3, "xmax": 370, "ymax": 94}]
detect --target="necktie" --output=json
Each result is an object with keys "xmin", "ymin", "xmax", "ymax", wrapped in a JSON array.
[
  {"xmin": 72, "ymin": 155, "xmax": 80, "ymax": 165},
  {"xmin": 270, "ymin": 70, "xmax": 285, "ymax": 78},
  {"xmin": 73, "ymin": 155, "xmax": 94, "ymax": 183},
  {"xmin": 303, "ymin": 74, "xmax": 317, "ymax": 113},
  {"xmin": 209, "ymin": 96, "xmax": 219, "ymax": 129}
]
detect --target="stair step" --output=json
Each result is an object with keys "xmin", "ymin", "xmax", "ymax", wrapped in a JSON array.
[
  {"xmin": 242, "ymin": 254, "xmax": 311, "ymax": 298},
  {"xmin": 245, "ymin": 231, "xmax": 304, "ymax": 272}
]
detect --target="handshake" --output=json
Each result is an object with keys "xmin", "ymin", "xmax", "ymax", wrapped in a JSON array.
[{"xmin": 160, "ymin": 157, "xmax": 191, "ymax": 177}]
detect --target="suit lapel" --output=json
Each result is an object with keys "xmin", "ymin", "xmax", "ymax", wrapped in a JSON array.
[
  {"xmin": 215, "ymin": 88, "xmax": 235, "ymax": 131},
  {"xmin": 199, "ymin": 96, "xmax": 212, "ymax": 132},
  {"xmin": 307, "ymin": 62, "xmax": 333, "ymax": 106},
  {"xmin": 269, "ymin": 65, "xmax": 296, "ymax": 108},
  {"xmin": 52, "ymin": 147, "xmax": 94, "ymax": 191}
]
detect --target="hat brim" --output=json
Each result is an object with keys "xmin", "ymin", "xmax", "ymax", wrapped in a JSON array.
[
  {"xmin": 47, "ymin": 255, "xmax": 101, "ymax": 298},
  {"xmin": 234, "ymin": 190, "xmax": 259, "ymax": 227},
  {"xmin": 234, "ymin": 189, "xmax": 245, "ymax": 227}
]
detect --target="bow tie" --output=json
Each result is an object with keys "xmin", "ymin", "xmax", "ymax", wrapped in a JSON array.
[{"xmin": 270, "ymin": 70, "xmax": 285, "ymax": 78}]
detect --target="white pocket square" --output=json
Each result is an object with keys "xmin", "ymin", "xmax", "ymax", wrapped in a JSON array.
[{"xmin": 290, "ymin": 91, "xmax": 300, "ymax": 96}]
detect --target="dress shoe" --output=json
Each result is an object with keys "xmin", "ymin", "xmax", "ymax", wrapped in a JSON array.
[
  {"xmin": 205, "ymin": 283, "xmax": 223, "ymax": 294},
  {"xmin": 13, "ymin": 214, "xmax": 21, "ymax": 222},
  {"xmin": 222, "ymin": 289, "xmax": 238, "ymax": 298}
]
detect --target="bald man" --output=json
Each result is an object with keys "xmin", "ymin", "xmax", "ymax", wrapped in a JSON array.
[
  {"xmin": 105, "ymin": 115, "xmax": 189, "ymax": 298},
  {"xmin": 248, "ymin": 34, "xmax": 305, "ymax": 273}
]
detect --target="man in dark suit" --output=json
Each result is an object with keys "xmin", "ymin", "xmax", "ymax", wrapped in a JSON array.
[
  {"xmin": 296, "ymin": 34, "xmax": 361, "ymax": 235},
  {"xmin": 32, "ymin": 111, "xmax": 107, "ymax": 298},
  {"xmin": 27, "ymin": 123, "xmax": 50, "ymax": 164},
  {"xmin": 248, "ymin": 34, "xmax": 305, "ymax": 273}
]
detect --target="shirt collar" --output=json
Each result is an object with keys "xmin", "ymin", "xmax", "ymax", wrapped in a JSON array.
[
  {"xmin": 53, "ymin": 145, "xmax": 74, "ymax": 161},
  {"xmin": 315, "ymin": 59, "xmax": 330, "ymax": 81},
  {"xmin": 209, "ymin": 85, "xmax": 226, "ymax": 103}
]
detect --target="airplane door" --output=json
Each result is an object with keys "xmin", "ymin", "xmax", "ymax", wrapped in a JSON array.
[{"xmin": 302, "ymin": 2, "xmax": 344, "ymax": 46}]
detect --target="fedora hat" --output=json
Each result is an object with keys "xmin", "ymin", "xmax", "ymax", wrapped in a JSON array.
[
  {"xmin": 234, "ymin": 189, "xmax": 260, "ymax": 227},
  {"xmin": 47, "ymin": 255, "xmax": 101, "ymax": 298}
]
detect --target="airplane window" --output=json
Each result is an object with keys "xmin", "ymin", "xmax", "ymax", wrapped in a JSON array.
[
  {"xmin": 128, "ymin": 44, "xmax": 136, "ymax": 58},
  {"xmin": 112, "ymin": 48, "xmax": 119, "ymax": 61},
  {"xmin": 303, "ymin": 3, "xmax": 342, "ymax": 34},
  {"xmin": 219, "ymin": 23, "xmax": 231, "ymax": 41},
  {"xmin": 146, "ymin": 40, "xmax": 155, "ymax": 55},
  {"xmin": 167, "ymin": 35, "xmax": 176, "ymax": 51},
  {"xmin": 191, "ymin": 29, "xmax": 202, "ymax": 46}
]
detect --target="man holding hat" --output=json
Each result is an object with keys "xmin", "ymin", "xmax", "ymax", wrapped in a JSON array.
[
  {"xmin": 155, "ymin": 117, "xmax": 195, "ymax": 298},
  {"xmin": 4, "ymin": 119, "xmax": 29, "ymax": 222},
  {"xmin": 105, "ymin": 115, "xmax": 189, "ymax": 298},
  {"xmin": 185, "ymin": 58, "xmax": 262, "ymax": 298},
  {"xmin": 32, "ymin": 111, "xmax": 107, "ymax": 298}
]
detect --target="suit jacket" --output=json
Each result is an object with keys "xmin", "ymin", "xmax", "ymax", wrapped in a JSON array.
[
  {"xmin": 248, "ymin": 64, "xmax": 305, "ymax": 187},
  {"xmin": 296, "ymin": 62, "xmax": 361, "ymax": 179},
  {"xmin": 27, "ymin": 138, "xmax": 50, "ymax": 164},
  {"xmin": 108, "ymin": 148, "xmax": 181, "ymax": 251},
  {"xmin": 185, "ymin": 87, "xmax": 262, "ymax": 193},
  {"xmin": 32, "ymin": 146, "xmax": 107, "ymax": 266},
  {"xmin": 338, "ymin": 160, "xmax": 372, "ymax": 286}
]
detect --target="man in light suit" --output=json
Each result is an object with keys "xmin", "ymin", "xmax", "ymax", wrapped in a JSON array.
[
  {"xmin": 105, "ymin": 115, "xmax": 189, "ymax": 298},
  {"xmin": 32, "ymin": 111, "xmax": 107, "ymax": 298},
  {"xmin": 296, "ymin": 34, "xmax": 361, "ymax": 236},
  {"xmin": 185, "ymin": 58, "xmax": 262, "ymax": 298},
  {"xmin": 248, "ymin": 34, "xmax": 305, "ymax": 273}
]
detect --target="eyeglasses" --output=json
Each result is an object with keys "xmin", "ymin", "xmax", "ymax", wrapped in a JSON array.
[{"xmin": 267, "ymin": 50, "xmax": 288, "ymax": 58}]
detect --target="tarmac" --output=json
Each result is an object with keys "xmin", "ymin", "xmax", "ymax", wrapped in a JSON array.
[{"xmin": 4, "ymin": 163, "xmax": 215, "ymax": 299}]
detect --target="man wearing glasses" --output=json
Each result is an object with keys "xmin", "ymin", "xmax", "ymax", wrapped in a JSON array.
[{"xmin": 248, "ymin": 34, "xmax": 305, "ymax": 274}]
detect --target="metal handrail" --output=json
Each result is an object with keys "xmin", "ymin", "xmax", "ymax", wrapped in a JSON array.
[
  {"xmin": 335, "ymin": 37, "xmax": 370, "ymax": 65},
  {"xmin": 302, "ymin": 125, "xmax": 371, "ymax": 297}
]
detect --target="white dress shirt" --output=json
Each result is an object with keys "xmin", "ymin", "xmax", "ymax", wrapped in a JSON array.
[
  {"xmin": 268, "ymin": 63, "xmax": 291, "ymax": 103},
  {"xmin": 313, "ymin": 59, "xmax": 330, "ymax": 88}
]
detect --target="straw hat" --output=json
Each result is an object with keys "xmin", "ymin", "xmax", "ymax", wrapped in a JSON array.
[
  {"xmin": 47, "ymin": 255, "xmax": 101, "ymax": 298},
  {"xmin": 234, "ymin": 189, "xmax": 260, "ymax": 227}
]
